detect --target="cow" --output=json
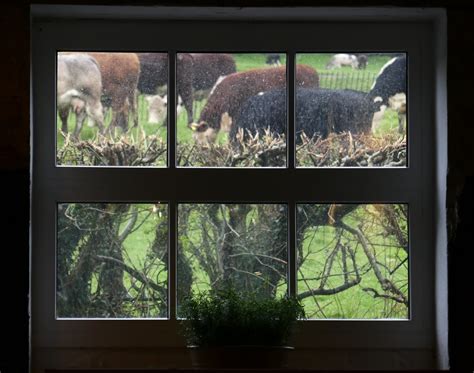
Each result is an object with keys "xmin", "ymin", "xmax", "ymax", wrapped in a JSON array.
[
  {"xmin": 369, "ymin": 56, "xmax": 407, "ymax": 134},
  {"xmin": 355, "ymin": 54, "xmax": 368, "ymax": 69},
  {"xmin": 326, "ymin": 54, "xmax": 359, "ymax": 69},
  {"xmin": 137, "ymin": 53, "xmax": 194, "ymax": 124},
  {"xmin": 87, "ymin": 52, "xmax": 140, "ymax": 134},
  {"xmin": 190, "ymin": 65, "xmax": 319, "ymax": 144},
  {"xmin": 57, "ymin": 54, "xmax": 104, "ymax": 139},
  {"xmin": 230, "ymin": 88, "xmax": 382, "ymax": 144},
  {"xmin": 190, "ymin": 53, "xmax": 237, "ymax": 101},
  {"xmin": 145, "ymin": 94, "xmax": 184, "ymax": 125},
  {"xmin": 265, "ymin": 54, "xmax": 282, "ymax": 66}
]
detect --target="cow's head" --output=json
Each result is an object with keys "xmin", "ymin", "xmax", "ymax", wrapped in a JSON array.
[
  {"xmin": 145, "ymin": 95, "xmax": 167, "ymax": 124},
  {"xmin": 357, "ymin": 55, "xmax": 368, "ymax": 69},
  {"xmin": 190, "ymin": 121, "xmax": 218, "ymax": 144}
]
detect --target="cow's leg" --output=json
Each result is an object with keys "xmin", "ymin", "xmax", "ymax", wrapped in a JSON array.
[
  {"xmin": 59, "ymin": 107, "xmax": 69, "ymax": 135},
  {"xmin": 178, "ymin": 81, "xmax": 194, "ymax": 124},
  {"xmin": 111, "ymin": 95, "xmax": 130, "ymax": 132},
  {"xmin": 130, "ymin": 90, "xmax": 139, "ymax": 128},
  {"xmin": 86, "ymin": 99, "xmax": 105, "ymax": 136},
  {"xmin": 120, "ymin": 98, "xmax": 130, "ymax": 131},
  {"xmin": 73, "ymin": 108, "xmax": 87, "ymax": 140}
]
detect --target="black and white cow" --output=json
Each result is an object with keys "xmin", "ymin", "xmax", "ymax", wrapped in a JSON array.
[
  {"xmin": 265, "ymin": 54, "xmax": 282, "ymax": 67},
  {"xmin": 369, "ymin": 56, "xmax": 407, "ymax": 134}
]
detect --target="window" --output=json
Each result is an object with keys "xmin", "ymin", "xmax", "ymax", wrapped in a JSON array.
[{"xmin": 31, "ymin": 6, "xmax": 447, "ymax": 371}]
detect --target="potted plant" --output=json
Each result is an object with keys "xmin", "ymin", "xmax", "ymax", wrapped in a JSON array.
[{"xmin": 179, "ymin": 285, "xmax": 306, "ymax": 368}]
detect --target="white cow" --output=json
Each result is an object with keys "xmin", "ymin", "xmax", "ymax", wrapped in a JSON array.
[
  {"xmin": 145, "ymin": 95, "xmax": 184, "ymax": 125},
  {"xmin": 326, "ymin": 54, "xmax": 359, "ymax": 69},
  {"xmin": 57, "ymin": 54, "xmax": 104, "ymax": 139}
]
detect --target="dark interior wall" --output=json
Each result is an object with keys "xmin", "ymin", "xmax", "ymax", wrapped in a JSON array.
[
  {"xmin": 445, "ymin": 8, "xmax": 473, "ymax": 372},
  {"xmin": 1, "ymin": 4, "xmax": 30, "ymax": 373},
  {"xmin": 0, "ymin": 2, "xmax": 472, "ymax": 372}
]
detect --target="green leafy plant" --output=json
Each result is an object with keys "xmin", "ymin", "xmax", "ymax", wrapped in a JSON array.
[{"xmin": 179, "ymin": 286, "xmax": 306, "ymax": 347}]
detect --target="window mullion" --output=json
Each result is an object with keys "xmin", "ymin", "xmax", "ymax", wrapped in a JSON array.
[
  {"xmin": 168, "ymin": 51, "xmax": 177, "ymax": 169},
  {"xmin": 287, "ymin": 51, "xmax": 295, "ymax": 170},
  {"xmin": 168, "ymin": 51, "xmax": 177, "ymax": 320},
  {"xmin": 168, "ymin": 202, "xmax": 177, "ymax": 320},
  {"xmin": 287, "ymin": 52, "xmax": 297, "ymax": 298},
  {"xmin": 288, "ymin": 202, "xmax": 297, "ymax": 298}
]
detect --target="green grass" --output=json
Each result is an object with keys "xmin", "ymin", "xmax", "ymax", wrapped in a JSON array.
[
  {"xmin": 375, "ymin": 108, "xmax": 402, "ymax": 136},
  {"xmin": 233, "ymin": 53, "xmax": 287, "ymax": 72}
]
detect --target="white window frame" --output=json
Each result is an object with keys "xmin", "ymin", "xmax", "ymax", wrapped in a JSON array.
[{"xmin": 30, "ymin": 5, "xmax": 448, "ymax": 371}]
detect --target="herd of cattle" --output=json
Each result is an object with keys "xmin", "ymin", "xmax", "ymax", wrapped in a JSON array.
[{"xmin": 57, "ymin": 52, "xmax": 407, "ymax": 144}]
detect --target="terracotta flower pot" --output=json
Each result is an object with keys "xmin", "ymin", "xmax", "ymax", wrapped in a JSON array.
[{"xmin": 188, "ymin": 345, "xmax": 294, "ymax": 369}]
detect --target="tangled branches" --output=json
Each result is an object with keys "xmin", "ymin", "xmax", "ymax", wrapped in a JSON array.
[
  {"xmin": 297, "ymin": 132, "xmax": 406, "ymax": 167},
  {"xmin": 296, "ymin": 204, "xmax": 408, "ymax": 318},
  {"xmin": 58, "ymin": 129, "xmax": 406, "ymax": 168},
  {"xmin": 57, "ymin": 132, "xmax": 167, "ymax": 166},
  {"xmin": 178, "ymin": 129, "xmax": 286, "ymax": 167},
  {"xmin": 179, "ymin": 130, "xmax": 406, "ymax": 168}
]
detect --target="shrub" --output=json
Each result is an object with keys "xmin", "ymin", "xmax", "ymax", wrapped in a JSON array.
[{"xmin": 179, "ymin": 285, "xmax": 306, "ymax": 347}]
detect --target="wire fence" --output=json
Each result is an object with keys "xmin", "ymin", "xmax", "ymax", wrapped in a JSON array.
[{"xmin": 319, "ymin": 71, "xmax": 378, "ymax": 93}]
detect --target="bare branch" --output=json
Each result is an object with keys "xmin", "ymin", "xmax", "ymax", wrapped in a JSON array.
[
  {"xmin": 118, "ymin": 205, "xmax": 138, "ymax": 242},
  {"xmin": 96, "ymin": 255, "xmax": 166, "ymax": 294},
  {"xmin": 362, "ymin": 287, "xmax": 408, "ymax": 305},
  {"xmin": 338, "ymin": 221, "xmax": 408, "ymax": 304},
  {"xmin": 298, "ymin": 278, "xmax": 361, "ymax": 299}
]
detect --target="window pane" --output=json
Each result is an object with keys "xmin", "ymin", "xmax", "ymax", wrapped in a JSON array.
[
  {"xmin": 57, "ymin": 203, "xmax": 168, "ymax": 318},
  {"xmin": 177, "ymin": 53, "xmax": 297, "ymax": 167},
  {"xmin": 57, "ymin": 52, "xmax": 168, "ymax": 167},
  {"xmin": 177, "ymin": 204, "xmax": 288, "ymax": 313},
  {"xmin": 295, "ymin": 53, "xmax": 407, "ymax": 168},
  {"xmin": 297, "ymin": 204, "xmax": 409, "ymax": 319}
]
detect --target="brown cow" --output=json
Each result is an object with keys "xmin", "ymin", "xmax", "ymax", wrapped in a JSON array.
[
  {"xmin": 190, "ymin": 64, "xmax": 319, "ymax": 143},
  {"xmin": 87, "ymin": 52, "xmax": 140, "ymax": 133}
]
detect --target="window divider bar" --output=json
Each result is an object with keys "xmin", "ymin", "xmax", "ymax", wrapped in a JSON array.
[
  {"xmin": 168, "ymin": 202, "xmax": 177, "ymax": 320},
  {"xmin": 288, "ymin": 202, "xmax": 297, "ymax": 298},
  {"xmin": 287, "ymin": 52, "xmax": 296, "ymax": 170},
  {"xmin": 168, "ymin": 51, "xmax": 177, "ymax": 169}
]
